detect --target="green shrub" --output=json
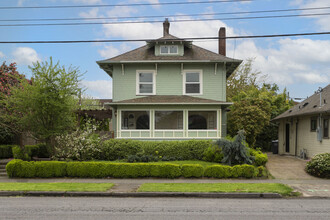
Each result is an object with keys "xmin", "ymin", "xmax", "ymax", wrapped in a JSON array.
[
  {"xmin": 202, "ymin": 146, "xmax": 223, "ymax": 163},
  {"xmin": 204, "ymin": 165, "xmax": 233, "ymax": 178},
  {"xmin": 0, "ymin": 145, "xmax": 15, "ymax": 159},
  {"xmin": 100, "ymin": 139, "xmax": 142, "ymax": 160},
  {"xmin": 149, "ymin": 163, "xmax": 182, "ymax": 178},
  {"xmin": 181, "ymin": 164, "xmax": 204, "ymax": 178},
  {"xmin": 6, "ymin": 159, "xmax": 36, "ymax": 178},
  {"xmin": 239, "ymin": 164, "xmax": 256, "ymax": 178},
  {"xmin": 12, "ymin": 146, "xmax": 31, "ymax": 161},
  {"xmin": 306, "ymin": 153, "xmax": 330, "ymax": 178},
  {"xmin": 256, "ymin": 166, "xmax": 266, "ymax": 177},
  {"xmin": 101, "ymin": 139, "xmax": 212, "ymax": 161},
  {"xmin": 35, "ymin": 161, "xmax": 67, "ymax": 178},
  {"xmin": 249, "ymin": 148, "xmax": 268, "ymax": 166},
  {"xmin": 35, "ymin": 143, "xmax": 51, "ymax": 158}
]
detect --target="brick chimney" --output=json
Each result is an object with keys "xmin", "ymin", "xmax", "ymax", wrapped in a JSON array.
[
  {"xmin": 163, "ymin": 18, "xmax": 170, "ymax": 37},
  {"xmin": 218, "ymin": 27, "xmax": 226, "ymax": 56}
]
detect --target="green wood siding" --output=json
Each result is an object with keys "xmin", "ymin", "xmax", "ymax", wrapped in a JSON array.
[{"xmin": 112, "ymin": 63, "xmax": 226, "ymax": 102}]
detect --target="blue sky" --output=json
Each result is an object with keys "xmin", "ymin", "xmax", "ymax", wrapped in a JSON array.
[{"xmin": 0, "ymin": 0, "xmax": 329, "ymax": 100}]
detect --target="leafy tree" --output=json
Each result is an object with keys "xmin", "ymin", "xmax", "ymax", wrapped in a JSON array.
[
  {"xmin": 0, "ymin": 62, "xmax": 31, "ymax": 144},
  {"xmin": 227, "ymin": 59, "xmax": 293, "ymax": 148},
  {"xmin": 0, "ymin": 58, "xmax": 82, "ymax": 154}
]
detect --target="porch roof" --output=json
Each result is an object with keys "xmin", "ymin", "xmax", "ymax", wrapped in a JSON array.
[{"xmin": 107, "ymin": 95, "xmax": 232, "ymax": 106}]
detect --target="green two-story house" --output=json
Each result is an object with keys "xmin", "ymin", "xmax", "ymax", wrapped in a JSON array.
[{"xmin": 97, "ymin": 19, "xmax": 242, "ymax": 139}]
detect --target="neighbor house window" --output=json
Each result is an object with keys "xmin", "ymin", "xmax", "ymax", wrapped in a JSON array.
[
  {"xmin": 323, "ymin": 119, "xmax": 329, "ymax": 138},
  {"xmin": 311, "ymin": 118, "xmax": 317, "ymax": 132},
  {"xmin": 155, "ymin": 111, "xmax": 183, "ymax": 130},
  {"xmin": 183, "ymin": 70, "xmax": 203, "ymax": 95},
  {"xmin": 121, "ymin": 111, "xmax": 150, "ymax": 130},
  {"xmin": 188, "ymin": 111, "xmax": 216, "ymax": 130},
  {"xmin": 136, "ymin": 70, "xmax": 155, "ymax": 95},
  {"xmin": 160, "ymin": 45, "xmax": 178, "ymax": 54}
]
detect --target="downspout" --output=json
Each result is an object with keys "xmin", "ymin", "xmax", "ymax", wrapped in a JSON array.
[{"xmin": 295, "ymin": 118, "xmax": 298, "ymax": 156}]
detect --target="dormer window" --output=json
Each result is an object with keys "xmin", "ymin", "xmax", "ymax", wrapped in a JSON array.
[{"xmin": 160, "ymin": 45, "xmax": 178, "ymax": 54}]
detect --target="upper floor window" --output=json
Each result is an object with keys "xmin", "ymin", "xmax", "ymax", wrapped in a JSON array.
[
  {"xmin": 183, "ymin": 70, "xmax": 203, "ymax": 95},
  {"xmin": 136, "ymin": 70, "xmax": 156, "ymax": 95},
  {"xmin": 311, "ymin": 118, "xmax": 317, "ymax": 132},
  {"xmin": 324, "ymin": 118, "xmax": 329, "ymax": 138},
  {"xmin": 160, "ymin": 45, "xmax": 178, "ymax": 54}
]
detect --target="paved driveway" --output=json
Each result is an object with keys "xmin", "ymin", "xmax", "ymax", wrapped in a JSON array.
[{"xmin": 266, "ymin": 153, "xmax": 316, "ymax": 180}]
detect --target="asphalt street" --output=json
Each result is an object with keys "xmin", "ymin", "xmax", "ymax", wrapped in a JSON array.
[{"xmin": 0, "ymin": 197, "xmax": 330, "ymax": 220}]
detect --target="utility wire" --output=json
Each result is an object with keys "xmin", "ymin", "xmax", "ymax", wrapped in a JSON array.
[
  {"xmin": 1, "ymin": 6, "xmax": 329, "ymax": 22},
  {"xmin": 1, "ymin": 12, "xmax": 329, "ymax": 27},
  {"xmin": 0, "ymin": 0, "xmax": 255, "ymax": 10},
  {"xmin": 1, "ymin": 31, "xmax": 330, "ymax": 44}
]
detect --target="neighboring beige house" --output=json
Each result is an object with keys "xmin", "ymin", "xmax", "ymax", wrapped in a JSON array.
[{"xmin": 273, "ymin": 84, "xmax": 330, "ymax": 158}]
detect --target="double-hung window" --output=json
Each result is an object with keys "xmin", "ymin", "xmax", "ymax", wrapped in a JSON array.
[
  {"xmin": 136, "ymin": 70, "xmax": 156, "ymax": 95},
  {"xmin": 183, "ymin": 70, "xmax": 202, "ymax": 95},
  {"xmin": 324, "ymin": 118, "xmax": 329, "ymax": 138},
  {"xmin": 160, "ymin": 45, "xmax": 178, "ymax": 55}
]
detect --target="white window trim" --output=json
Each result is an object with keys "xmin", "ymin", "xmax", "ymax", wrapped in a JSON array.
[
  {"xmin": 182, "ymin": 69, "xmax": 203, "ymax": 95},
  {"xmin": 136, "ymin": 70, "xmax": 156, "ymax": 95},
  {"xmin": 160, "ymin": 45, "xmax": 179, "ymax": 55}
]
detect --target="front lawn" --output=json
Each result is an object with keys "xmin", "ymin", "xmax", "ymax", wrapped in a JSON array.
[
  {"xmin": 138, "ymin": 183, "xmax": 294, "ymax": 196},
  {"xmin": 0, "ymin": 182, "xmax": 114, "ymax": 192}
]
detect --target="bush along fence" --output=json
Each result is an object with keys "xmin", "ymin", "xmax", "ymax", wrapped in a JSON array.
[
  {"xmin": 0, "ymin": 144, "xmax": 50, "ymax": 160},
  {"xmin": 6, "ymin": 159, "xmax": 267, "ymax": 179}
]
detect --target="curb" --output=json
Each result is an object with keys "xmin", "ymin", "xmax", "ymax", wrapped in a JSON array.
[{"xmin": 0, "ymin": 191, "xmax": 282, "ymax": 198}]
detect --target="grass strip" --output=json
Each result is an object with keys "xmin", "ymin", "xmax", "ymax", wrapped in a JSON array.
[
  {"xmin": 138, "ymin": 183, "xmax": 293, "ymax": 196},
  {"xmin": 0, "ymin": 182, "xmax": 114, "ymax": 192}
]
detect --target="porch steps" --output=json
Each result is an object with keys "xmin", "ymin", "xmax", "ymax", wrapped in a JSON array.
[{"xmin": 0, "ymin": 160, "xmax": 9, "ymax": 177}]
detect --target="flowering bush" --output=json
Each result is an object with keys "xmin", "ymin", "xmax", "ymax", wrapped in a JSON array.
[
  {"xmin": 53, "ymin": 119, "xmax": 106, "ymax": 161},
  {"xmin": 306, "ymin": 153, "xmax": 330, "ymax": 178}
]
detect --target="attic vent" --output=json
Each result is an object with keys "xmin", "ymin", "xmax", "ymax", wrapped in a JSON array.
[
  {"xmin": 302, "ymin": 102, "xmax": 309, "ymax": 107},
  {"xmin": 313, "ymin": 105, "xmax": 317, "ymax": 108},
  {"xmin": 289, "ymin": 110, "xmax": 292, "ymax": 113}
]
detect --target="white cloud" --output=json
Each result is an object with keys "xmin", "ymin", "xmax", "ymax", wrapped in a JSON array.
[
  {"xmin": 98, "ymin": 44, "xmax": 132, "ymax": 58},
  {"xmin": 17, "ymin": 0, "xmax": 27, "ymax": 6},
  {"xmin": 0, "ymin": 51, "xmax": 4, "ymax": 58},
  {"xmin": 291, "ymin": 0, "xmax": 330, "ymax": 30},
  {"xmin": 81, "ymin": 80, "xmax": 112, "ymax": 99},
  {"xmin": 12, "ymin": 47, "xmax": 41, "ymax": 65},
  {"xmin": 231, "ymin": 38, "xmax": 330, "ymax": 85},
  {"xmin": 79, "ymin": 8, "xmax": 100, "ymax": 18}
]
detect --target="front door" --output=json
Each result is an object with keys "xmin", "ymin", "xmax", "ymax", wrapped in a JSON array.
[{"xmin": 285, "ymin": 123, "xmax": 290, "ymax": 153}]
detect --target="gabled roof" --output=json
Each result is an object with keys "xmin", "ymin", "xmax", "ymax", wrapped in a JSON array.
[
  {"xmin": 273, "ymin": 84, "xmax": 330, "ymax": 120},
  {"xmin": 108, "ymin": 95, "xmax": 232, "ymax": 106}
]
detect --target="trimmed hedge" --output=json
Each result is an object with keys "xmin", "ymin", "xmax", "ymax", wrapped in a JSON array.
[
  {"xmin": 204, "ymin": 164, "xmax": 257, "ymax": 178},
  {"xmin": 6, "ymin": 160, "xmax": 266, "ymax": 179},
  {"xmin": 0, "ymin": 145, "xmax": 15, "ymax": 159},
  {"xmin": 181, "ymin": 164, "xmax": 204, "ymax": 178},
  {"xmin": 100, "ymin": 139, "xmax": 213, "ymax": 161}
]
